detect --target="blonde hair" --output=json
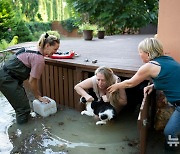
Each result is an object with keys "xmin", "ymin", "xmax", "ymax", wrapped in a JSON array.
[
  {"xmin": 138, "ymin": 38, "xmax": 164, "ymax": 60},
  {"xmin": 95, "ymin": 66, "xmax": 116, "ymax": 87},
  {"xmin": 95, "ymin": 66, "xmax": 120, "ymax": 109},
  {"xmin": 38, "ymin": 32, "xmax": 60, "ymax": 49}
]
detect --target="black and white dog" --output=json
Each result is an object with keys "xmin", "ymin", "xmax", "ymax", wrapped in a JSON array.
[{"xmin": 80, "ymin": 97, "xmax": 117, "ymax": 125}]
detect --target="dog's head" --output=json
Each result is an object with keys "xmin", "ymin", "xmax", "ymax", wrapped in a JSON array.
[{"xmin": 91, "ymin": 97, "xmax": 117, "ymax": 121}]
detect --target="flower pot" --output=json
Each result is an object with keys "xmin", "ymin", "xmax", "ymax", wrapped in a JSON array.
[
  {"xmin": 83, "ymin": 30, "xmax": 93, "ymax": 40},
  {"xmin": 98, "ymin": 31, "xmax": 105, "ymax": 39}
]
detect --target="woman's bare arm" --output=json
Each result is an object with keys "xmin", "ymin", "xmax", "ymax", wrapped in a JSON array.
[
  {"xmin": 29, "ymin": 76, "xmax": 50, "ymax": 103},
  {"xmin": 74, "ymin": 77, "xmax": 94, "ymax": 101},
  {"xmin": 107, "ymin": 63, "xmax": 152, "ymax": 93}
]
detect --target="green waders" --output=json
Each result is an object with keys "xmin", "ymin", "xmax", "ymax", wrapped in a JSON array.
[{"xmin": 0, "ymin": 48, "xmax": 41, "ymax": 124}]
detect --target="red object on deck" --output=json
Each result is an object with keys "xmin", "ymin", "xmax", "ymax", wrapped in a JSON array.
[{"xmin": 50, "ymin": 51, "xmax": 75, "ymax": 59}]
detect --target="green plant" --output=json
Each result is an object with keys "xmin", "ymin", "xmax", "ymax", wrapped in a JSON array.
[
  {"xmin": 0, "ymin": 0, "xmax": 18, "ymax": 42},
  {"xmin": 14, "ymin": 20, "xmax": 33, "ymax": 43},
  {"xmin": 26, "ymin": 22, "xmax": 51, "ymax": 34},
  {"xmin": 31, "ymin": 31, "xmax": 45, "ymax": 41},
  {"xmin": 98, "ymin": 27, "xmax": 105, "ymax": 31},
  {"xmin": 66, "ymin": 0, "xmax": 158, "ymax": 35},
  {"xmin": 0, "ymin": 36, "xmax": 18, "ymax": 63},
  {"xmin": 79, "ymin": 22, "xmax": 97, "ymax": 31},
  {"xmin": 0, "ymin": 36, "xmax": 18, "ymax": 51},
  {"xmin": 47, "ymin": 30, "xmax": 60, "ymax": 39}
]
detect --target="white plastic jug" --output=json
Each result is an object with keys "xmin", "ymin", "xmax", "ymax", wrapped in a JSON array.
[{"xmin": 32, "ymin": 96, "xmax": 57, "ymax": 117}]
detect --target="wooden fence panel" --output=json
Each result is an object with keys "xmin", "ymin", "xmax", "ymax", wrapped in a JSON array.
[
  {"xmin": 58, "ymin": 67, "xmax": 64, "ymax": 105},
  {"xmin": 45, "ymin": 64, "xmax": 50, "ymax": 97},
  {"xmin": 49, "ymin": 65, "xmax": 55, "ymax": 100},
  {"xmin": 41, "ymin": 67, "xmax": 46, "ymax": 96},
  {"xmin": 63, "ymin": 68, "xmax": 68, "ymax": 106},
  {"xmin": 68, "ymin": 68, "xmax": 74, "ymax": 108},
  {"xmin": 54, "ymin": 66, "xmax": 60, "ymax": 104}
]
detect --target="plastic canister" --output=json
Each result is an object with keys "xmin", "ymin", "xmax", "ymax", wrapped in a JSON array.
[{"xmin": 32, "ymin": 96, "xmax": 57, "ymax": 117}]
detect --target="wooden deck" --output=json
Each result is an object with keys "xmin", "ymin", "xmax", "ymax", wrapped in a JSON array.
[
  {"xmin": 10, "ymin": 34, "xmax": 153, "ymax": 77},
  {"xmin": 45, "ymin": 34, "xmax": 153, "ymax": 77}
]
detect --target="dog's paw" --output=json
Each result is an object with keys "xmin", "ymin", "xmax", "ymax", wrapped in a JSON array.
[
  {"xmin": 81, "ymin": 111, "xmax": 86, "ymax": 115},
  {"xmin": 96, "ymin": 121, "xmax": 106, "ymax": 125}
]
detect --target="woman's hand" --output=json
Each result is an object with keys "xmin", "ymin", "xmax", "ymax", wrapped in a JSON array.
[
  {"xmin": 144, "ymin": 84, "xmax": 154, "ymax": 95},
  {"xmin": 85, "ymin": 95, "xmax": 94, "ymax": 102},
  {"xmin": 38, "ymin": 96, "xmax": 50, "ymax": 103},
  {"xmin": 107, "ymin": 83, "xmax": 120, "ymax": 94}
]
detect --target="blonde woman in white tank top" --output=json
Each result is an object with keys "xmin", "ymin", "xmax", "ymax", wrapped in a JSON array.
[{"xmin": 74, "ymin": 66, "xmax": 127, "ymax": 113}]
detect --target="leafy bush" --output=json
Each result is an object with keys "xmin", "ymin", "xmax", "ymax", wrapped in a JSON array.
[
  {"xmin": 14, "ymin": 21, "xmax": 33, "ymax": 43},
  {"xmin": 0, "ymin": 36, "xmax": 18, "ymax": 51},
  {"xmin": 0, "ymin": 0, "xmax": 18, "ymax": 42},
  {"xmin": 61, "ymin": 17, "xmax": 79, "ymax": 32},
  {"xmin": 66, "ymin": 0, "xmax": 158, "ymax": 35},
  {"xmin": 26, "ymin": 22, "xmax": 51, "ymax": 34},
  {"xmin": 0, "ymin": 39, "xmax": 10, "ymax": 51},
  {"xmin": 47, "ymin": 31, "xmax": 60, "ymax": 39},
  {"xmin": 26, "ymin": 22, "xmax": 52, "ymax": 41},
  {"xmin": 0, "ymin": 36, "xmax": 18, "ymax": 64},
  {"xmin": 32, "ymin": 31, "xmax": 46, "ymax": 41}
]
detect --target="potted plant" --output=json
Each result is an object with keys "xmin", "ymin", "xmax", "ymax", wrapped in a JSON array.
[
  {"xmin": 79, "ymin": 23, "xmax": 97, "ymax": 40},
  {"xmin": 97, "ymin": 27, "xmax": 105, "ymax": 39}
]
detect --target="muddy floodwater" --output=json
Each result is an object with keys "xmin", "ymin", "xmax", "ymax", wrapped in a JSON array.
[
  {"xmin": 0, "ymin": 92, "xmax": 178, "ymax": 154},
  {"xmin": 0, "ymin": 92, "xmax": 141, "ymax": 154},
  {"xmin": 0, "ymin": 93, "xmax": 15, "ymax": 153}
]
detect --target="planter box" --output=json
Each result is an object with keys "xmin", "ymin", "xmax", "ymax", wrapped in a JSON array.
[
  {"xmin": 83, "ymin": 30, "xmax": 93, "ymax": 40},
  {"xmin": 98, "ymin": 31, "xmax": 105, "ymax": 39}
]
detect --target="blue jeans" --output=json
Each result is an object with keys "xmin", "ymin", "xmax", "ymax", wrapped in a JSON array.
[{"xmin": 164, "ymin": 106, "xmax": 180, "ymax": 141}]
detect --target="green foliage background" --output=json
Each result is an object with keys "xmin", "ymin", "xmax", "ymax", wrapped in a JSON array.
[
  {"xmin": 66, "ymin": 0, "xmax": 159, "ymax": 34},
  {"xmin": 0, "ymin": 0, "xmax": 159, "ymax": 45}
]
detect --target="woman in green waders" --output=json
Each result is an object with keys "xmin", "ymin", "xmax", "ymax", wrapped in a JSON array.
[{"xmin": 0, "ymin": 33, "xmax": 60, "ymax": 124}]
